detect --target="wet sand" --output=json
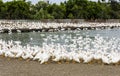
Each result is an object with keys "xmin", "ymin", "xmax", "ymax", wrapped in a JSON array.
[{"xmin": 0, "ymin": 57, "xmax": 120, "ymax": 76}]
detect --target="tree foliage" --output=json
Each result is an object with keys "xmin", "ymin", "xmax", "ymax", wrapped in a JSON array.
[{"xmin": 0, "ymin": 0, "xmax": 120, "ymax": 19}]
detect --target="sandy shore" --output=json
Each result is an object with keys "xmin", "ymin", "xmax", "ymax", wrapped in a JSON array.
[{"xmin": 0, "ymin": 57, "xmax": 120, "ymax": 76}]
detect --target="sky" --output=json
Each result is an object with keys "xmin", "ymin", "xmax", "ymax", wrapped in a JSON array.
[{"xmin": 3, "ymin": 0, "xmax": 101, "ymax": 4}]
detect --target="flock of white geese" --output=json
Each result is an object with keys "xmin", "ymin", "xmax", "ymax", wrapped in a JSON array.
[
  {"xmin": 0, "ymin": 21, "xmax": 120, "ymax": 32},
  {"xmin": 0, "ymin": 21, "xmax": 120, "ymax": 65},
  {"xmin": 0, "ymin": 35, "xmax": 120, "ymax": 65}
]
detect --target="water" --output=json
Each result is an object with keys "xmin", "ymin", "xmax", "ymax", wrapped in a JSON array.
[
  {"xmin": 0, "ymin": 28, "xmax": 120, "ymax": 46},
  {"xmin": 0, "ymin": 28, "xmax": 120, "ymax": 52}
]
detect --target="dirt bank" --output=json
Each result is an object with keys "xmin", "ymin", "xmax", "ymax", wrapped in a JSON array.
[{"xmin": 0, "ymin": 57, "xmax": 120, "ymax": 76}]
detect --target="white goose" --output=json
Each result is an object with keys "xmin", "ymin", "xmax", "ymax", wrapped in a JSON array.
[
  {"xmin": 110, "ymin": 51, "xmax": 120, "ymax": 64},
  {"xmin": 39, "ymin": 51, "xmax": 51, "ymax": 64},
  {"xmin": 69, "ymin": 51, "xmax": 80, "ymax": 63},
  {"xmin": 22, "ymin": 45, "xmax": 33, "ymax": 59}
]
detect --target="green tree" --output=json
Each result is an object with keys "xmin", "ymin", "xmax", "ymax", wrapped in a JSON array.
[
  {"xmin": 109, "ymin": 0, "xmax": 120, "ymax": 18},
  {"xmin": 34, "ymin": 9, "xmax": 54, "ymax": 19},
  {"xmin": 0, "ymin": 0, "xmax": 120, "ymax": 19},
  {"xmin": 47, "ymin": 3, "xmax": 66, "ymax": 19},
  {"xmin": 68, "ymin": 13, "xmax": 74, "ymax": 19},
  {"xmin": 5, "ymin": 0, "xmax": 31, "ymax": 19}
]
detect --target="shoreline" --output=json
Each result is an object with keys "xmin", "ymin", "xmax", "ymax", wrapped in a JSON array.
[
  {"xmin": 0, "ymin": 56, "xmax": 120, "ymax": 76},
  {"xmin": 0, "ymin": 21, "xmax": 120, "ymax": 33},
  {"xmin": 1, "ymin": 26, "xmax": 117, "ymax": 33}
]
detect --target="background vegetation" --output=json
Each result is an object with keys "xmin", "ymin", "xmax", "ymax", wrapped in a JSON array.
[{"xmin": 0, "ymin": 0, "xmax": 120, "ymax": 20}]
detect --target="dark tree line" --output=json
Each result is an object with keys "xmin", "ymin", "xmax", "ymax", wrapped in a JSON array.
[{"xmin": 0, "ymin": 0, "xmax": 120, "ymax": 19}]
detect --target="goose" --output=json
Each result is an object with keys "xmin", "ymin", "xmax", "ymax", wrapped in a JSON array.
[
  {"xmin": 69, "ymin": 51, "xmax": 80, "ymax": 63},
  {"xmin": 110, "ymin": 52, "xmax": 120, "ymax": 64},
  {"xmin": 22, "ymin": 46, "xmax": 33, "ymax": 59},
  {"xmin": 39, "ymin": 52, "xmax": 51, "ymax": 64},
  {"xmin": 4, "ymin": 50, "xmax": 15, "ymax": 58},
  {"xmin": 52, "ymin": 46, "xmax": 62, "ymax": 62},
  {"xmin": 101, "ymin": 54, "xmax": 111, "ymax": 64},
  {"xmin": 0, "ymin": 43, "xmax": 4, "ymax": 55},
  {"xmin": 83, "ymin": 54, "xmax": 94, "ymax": 63},
  {"xmin": 33, "ymin": 51, "xmax": 43, "ymax": 61}
]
